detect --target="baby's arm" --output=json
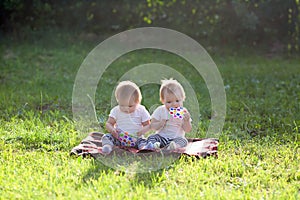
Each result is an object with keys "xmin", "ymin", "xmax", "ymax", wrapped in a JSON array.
[
  {"xmin": 105, "ymin": 117, "xmax": 119, "ymax": 138},
  {"xmin": 136, "ymin": 120, "xmax": 151, "ymax": 136},
  {"xmin": 182, "ymin": 110, "xmax": 192, "ymax": 132},
  {"xmin": 150, "ymin": 118, "xmax": 167, "ymax": 131}
]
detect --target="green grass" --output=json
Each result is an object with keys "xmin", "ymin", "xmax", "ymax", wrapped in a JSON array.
[{"xmin": 0, "ymin": 32, "xmax": 299, "ymax": 199}]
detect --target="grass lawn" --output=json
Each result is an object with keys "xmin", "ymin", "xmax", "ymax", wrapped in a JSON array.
[{"xmin": 0, "ymin": 31, "xmax": 299, "ymax": 199}]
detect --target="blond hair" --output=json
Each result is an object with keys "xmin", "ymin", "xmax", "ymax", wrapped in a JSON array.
[
  {"xmin": 159, "ymin": 79, "xmax": 186, "ymax": 102},
  {"xmin": 115, "ymin": 81, "xmax": 142, "ymax": 103}
]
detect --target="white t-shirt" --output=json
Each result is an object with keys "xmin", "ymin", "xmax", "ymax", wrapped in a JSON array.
[
  {"xmin": 109, "ymin": 104, "xmax": 150, "ymax": 136},
  {"xmin": 151, "ymin": 105, "xmax": 191, "ymax": 139}
]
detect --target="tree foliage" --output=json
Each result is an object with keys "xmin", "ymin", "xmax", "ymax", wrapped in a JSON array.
[{"xmin": 0, "ymin": 0, "xmax": 299, "ymax": 51}]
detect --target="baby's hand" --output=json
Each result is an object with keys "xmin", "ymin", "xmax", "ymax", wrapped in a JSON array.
[
  {"xmin": 183, "ymin": 110, "xmax": 191, "ymax": 122},
  {"xmin": 111, "ymin": 128, "xmax": 120, "ymax": 139},
  {"xmin": 136, "ymin": 131, "xmax": 143, "ymax": 137},
  {"xmin": 136, "ymin": 124, "xmax": 151, "ymax": 137}
]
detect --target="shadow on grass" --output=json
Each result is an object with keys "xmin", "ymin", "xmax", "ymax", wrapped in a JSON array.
[
  {"xmin": 128, "ymin": 156, "xmax": 199, "ymax": 189},
  {"xmin": 130, "ymin": 169, "xmax": 167, "ymax": 189},
  {"xmin": 128, "ymin": 156, "xmax": 202, "ymax": 189},
  {"xmin": 79, "ymin": 151, "xmax": 181, "ymax": 185},
  {"xmin": 81, "ymin": 158, "xmax": 116, "ymax": 183}
]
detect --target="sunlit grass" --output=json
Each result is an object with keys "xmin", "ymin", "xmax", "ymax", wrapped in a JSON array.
[{"xmin": 0, "ymin": 32, "xmax": 299, "ymax": 199}]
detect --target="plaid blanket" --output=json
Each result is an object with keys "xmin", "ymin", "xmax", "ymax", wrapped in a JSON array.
[{"xmin": 70, "ymin": 132, "xmax": 218, "ymax": 159}]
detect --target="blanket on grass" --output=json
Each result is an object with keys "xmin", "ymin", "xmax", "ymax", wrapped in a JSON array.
[{"xmin": 70, "ymin": 132, "xmax": 218, "ymax": 159}]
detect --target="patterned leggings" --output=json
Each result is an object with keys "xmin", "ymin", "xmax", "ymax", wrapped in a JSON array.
[
  {"xmin": 102, "ymin": 133, "xmax": 146, "ymax": 148},
  {"xmin": 137, "ymin": 134, "xmax": 188, "ymax": 149}
]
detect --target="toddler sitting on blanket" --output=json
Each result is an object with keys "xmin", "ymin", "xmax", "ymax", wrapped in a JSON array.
[
  {"xmin": 101, "ymin": 81, "xmax": 151, "ymax": 154},
  {"xmin": 138, "ymin": 79, "xmax": 192, "ymax": 150}
]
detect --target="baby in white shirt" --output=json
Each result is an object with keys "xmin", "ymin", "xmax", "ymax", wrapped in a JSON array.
[
  {"xmin": 102, "ymin": 81, "xmax": 151, "ymax": 154},
  {"xmin": 139, "ymin": 79, "xmax": 192, "ymax": 150}
]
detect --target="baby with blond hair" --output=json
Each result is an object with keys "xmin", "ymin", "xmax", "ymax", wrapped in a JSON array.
[
  {"xmin": 139, "ymin": 79, "xmax": 192, "ymax": 150},
  {"xmin": 102, "ymin": 81, "xmax": 151, "ymax": 154}
]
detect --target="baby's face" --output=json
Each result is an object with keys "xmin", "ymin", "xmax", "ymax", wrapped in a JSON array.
[
  {"xmin": 118, "ymin": 97, "xmax": 138, "ymax": 114},
  {"xmin": 162, "ymin": 92, "xmax": 183, "ymax": 110}
]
